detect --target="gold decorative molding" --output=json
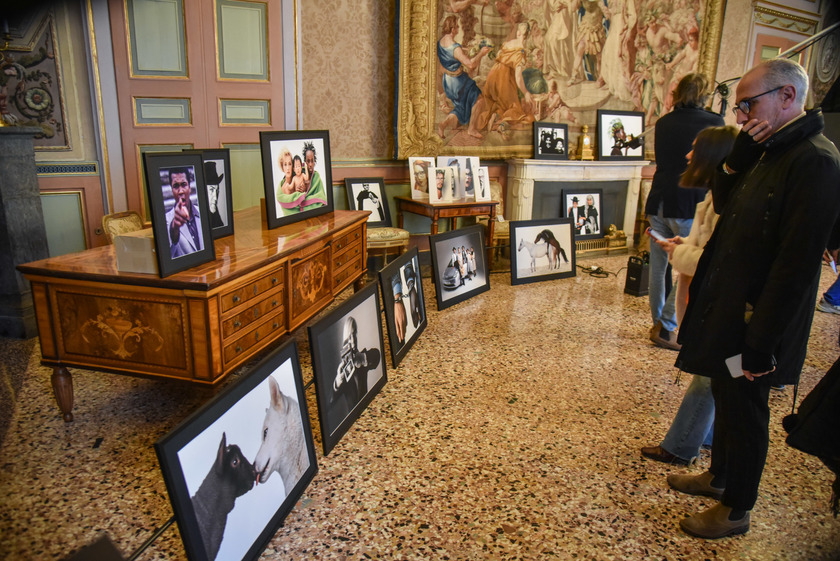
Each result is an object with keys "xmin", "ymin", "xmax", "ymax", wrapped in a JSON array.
[{"xmin": 754, "ymin": 6, "xmax": 819, "ymax": 35}]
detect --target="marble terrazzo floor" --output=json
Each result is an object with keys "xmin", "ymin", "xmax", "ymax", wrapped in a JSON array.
[{"xmin": 1, "ymin": 253, "xmax": 840, "ymax": 560}]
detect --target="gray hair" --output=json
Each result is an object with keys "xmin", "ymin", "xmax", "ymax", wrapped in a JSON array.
[{"xmin": 759, "ymin": 58, "xmax": 809, "ymax": 109}]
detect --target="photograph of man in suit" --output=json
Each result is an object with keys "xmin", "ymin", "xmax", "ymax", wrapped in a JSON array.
[
  {"xmin": 165, "ymin": 166, "xmax": 203, "ymax": 259},
  {"xmin": 568, "ymin": 196, "xmax": 586, "ymax": 234},
  {"xmin": 204, "ymin": 160, "xmax": 225, "ymax": 229}
]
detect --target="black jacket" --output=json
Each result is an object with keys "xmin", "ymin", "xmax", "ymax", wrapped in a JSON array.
[
  {"xmin": 645, "ymin": 105, "xmax": 724, "ymax": 218},
  {"xmin": 676, "ymin": 109, "xmax": 840, "ymax": 385}
]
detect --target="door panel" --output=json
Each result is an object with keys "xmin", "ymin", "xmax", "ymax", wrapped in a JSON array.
[{"xmin": 109, "ymin": 0, "xmax": 284, "ymax": 220}]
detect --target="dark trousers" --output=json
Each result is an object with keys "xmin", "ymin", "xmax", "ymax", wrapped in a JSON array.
[{"xmin": 709, "ymin": 374, "xmax": 773, "ymax": 511}]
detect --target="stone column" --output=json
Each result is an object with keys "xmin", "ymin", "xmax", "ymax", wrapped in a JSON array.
[{"xmin": 0, "ymin": 127, "xmax": 49, "ymax": 338}]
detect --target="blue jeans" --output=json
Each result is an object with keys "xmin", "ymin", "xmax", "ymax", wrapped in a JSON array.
[
  {"xmin": 661, "ymin": 374, "xmax": 715, "ymax": 461},
  {"xmin": 824, "ymin": 273, "xmax": 840, "ymax": 305},
  {"xmin": 647, "ymin": 209, "xmax": 693, "ymax": 332}
]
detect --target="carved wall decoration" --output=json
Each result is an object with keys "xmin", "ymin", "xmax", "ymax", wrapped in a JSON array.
[
  {"xmin": 0, "ymin": 11, "xmax": 69, "ymax": 149},
  {"xmin": 395, "ymin": 0, "xmax": 725, "ymax": 159}
]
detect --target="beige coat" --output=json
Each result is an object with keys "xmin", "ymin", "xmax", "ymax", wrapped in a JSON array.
[{"xmin": 671, "ymin": 190, "xmax": 718, "ymax": 323}]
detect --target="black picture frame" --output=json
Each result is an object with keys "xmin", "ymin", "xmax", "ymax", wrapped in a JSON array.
[
  {"xmin": 533, "ymin": 121, "xmax": 569, "ymax": 160},
  {"xmin": 308, "ymin": 281, "xmax": 387, "ymax": 456},
  {"xmin": 154, "ymin": 340, "xmax": 318, "ymax": 561},
  {"xmin": 596, "ymin": 109, "xmax": 645, "ymax": 161},
  {"xmin": 259, "ymin": 130, "xmax": 334, "ymax": 229},
  {"xmin": 429, "ymin": 224, "xmax": 490, "ymax": 311},
  {"xmin": 183, "ymin": 148, "xmax": 234, "ymax": 239},
  {"xmin": 344, "ymin": 177, "xmax": 392, "ymax": 227},
  {"xmin": 143, "ymin": 152, "xmax": 216, "ymax": 278},
  {"xmin": 510, "ymin": 218, "xmax": 576, "ymax": 285},
  {"xmin": 378, "ymin": 247, "xmax": 427, "ymax": 367},
  {"xmin": 563, "ymin": 189, "xmax": 603, "ymax": 241}
]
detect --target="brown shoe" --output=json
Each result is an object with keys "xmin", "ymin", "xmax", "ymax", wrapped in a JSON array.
[
  {"xmin": 651, "ymin": 325, "xmax": 682, "ymax": 351},
  {"xmin": 641, "ymin": 445, "xmax": 695, "ymax": 466},
  {"xmin": 679, "ymin": 502, "xmax": 750, "ymax": 539},
  {"xmin": 667, "ymin": 471, "xmax": 724, "ymax": 500}
]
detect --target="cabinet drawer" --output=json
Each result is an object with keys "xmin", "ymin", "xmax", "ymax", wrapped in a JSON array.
[
  {"xmin": 221, "ymin": 287, "xmax": 284, "ymax": 339},
  {"xmin": 334, "ymin": 258, "xmax": 363, "ymax": 289},
  {"xmin": 333, "ymin": 227, "xmax": 363, "ymax": 255},
  {"xmin": 223, "ymin": 310, "xmax": 285, "ymax": 365},
  {"xmin": 220, "ymin": 267, "xmax": 284, "ymax": 313},
  {"xmin": 333, "ymin": 238, "xmax": 362, "ymax": 270}
]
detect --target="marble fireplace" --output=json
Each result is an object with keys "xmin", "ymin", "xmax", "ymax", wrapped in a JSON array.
[{"xmin": 506, "ymin": 160, "xmax": 650, "ymax": 249}]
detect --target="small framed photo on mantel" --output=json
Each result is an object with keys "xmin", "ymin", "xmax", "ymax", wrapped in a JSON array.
[
  {"xmin": 533, "ymin": 121, "xmax": 569, "ymax": 160},
  {"xmin": 596, "ymin": 110, "xmax": 645, "ymax": 161}
]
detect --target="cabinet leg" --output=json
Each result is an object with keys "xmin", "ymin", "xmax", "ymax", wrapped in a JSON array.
[
  {"xmin": 353, "ymin": 276, "xmax": 366, "ymax": 292},
  {"xmin": 51, "ymin": 366, "xmax": 74, "ymax": 422}
]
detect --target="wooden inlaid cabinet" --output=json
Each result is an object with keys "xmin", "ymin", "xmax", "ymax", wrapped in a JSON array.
[{"xmin": 19, "ymin": 209, "xmax": 369, "ymax": 421}]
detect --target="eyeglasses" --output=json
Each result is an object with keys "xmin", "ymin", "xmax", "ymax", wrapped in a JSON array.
[{"xmin": 731, "ymin": 86, "xmax": 782, "ymax": 116}]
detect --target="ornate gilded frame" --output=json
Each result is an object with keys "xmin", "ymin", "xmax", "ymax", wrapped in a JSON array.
[{"xmin": 395, "ymin": 0, "xmax": 726, "ymax": 159}]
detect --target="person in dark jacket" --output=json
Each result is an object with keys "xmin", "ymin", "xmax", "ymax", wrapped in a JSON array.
[
  {"xmin": 646, "ymin": 73, "xmax": 724, "ymax": 351},
  {"xmin": 667, "ymin": 58, "xmax": 840, "ymax": 539}
]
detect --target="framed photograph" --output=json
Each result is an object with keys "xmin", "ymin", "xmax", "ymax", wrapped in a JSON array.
[
  {"xmin": 378, "ymin": 248, "xmax": 427, "ymax": 367},
  {"xmin": 533, "ymin": 121, "xmax": 569, "ymax": 160},
  {"xmin": 259, "ymin": 130, "xmax": 334, "ymax": 229},
  {"xmin": 475, "ymin": 166, "xmax": 491, "ymax": 202},
  {"xmin": 596, "ymin": 110, "xmax": 645, "ymax": 161},
  {"xmin": 563, "ymin": 189, "xmax": 603, "ymax": 241},
  {"xmin": 344, "ymin": 177, "xmax": 391, "ymax": 228},
  {"xmin": 155, "ymin": 340, "xmax": 318, "ymax": 561},
  {"xmin": 429, "ymin": 166, "xmax": 457, "ymax": 204},
  {"xmin": 408, "ymin": 156, "xmax": 434, "ymax": 200},
  {"xmin": 308, "ymin": 281, "xmax": 387, "ymax": 456},
  {"xmin": 143, "ymin": 152, "xmax": 216, "ymax": 278},
  {"xmin": 429, "ymin": 224, "xmax": 490, "ymax": 311},
  {"xmin": 510, "ymin": 219, "xmax": 576, "ymax": 285},
  {"xmin": 436, "ymin": 156, "xmax": 465, "ymax": 198},
  {"xmin": 183, "ymin": 148, "xmax": 234, "ymax": 239}
]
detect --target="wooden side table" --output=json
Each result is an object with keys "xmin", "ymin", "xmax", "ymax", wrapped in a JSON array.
[{"xmin": 394, "ymin": 197, "xmax": 499, "ymax": 263}]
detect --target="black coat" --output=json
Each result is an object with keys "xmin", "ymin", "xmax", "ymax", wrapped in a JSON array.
[
  {"xmin": 676, "ymin": 109, "xmax": 840, "ymax": 385},
  {"xmin": 645, "ymin": 105, "xmax": 724, "ymax": 218}
]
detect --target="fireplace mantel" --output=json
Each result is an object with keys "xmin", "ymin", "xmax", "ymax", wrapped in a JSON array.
[{"xmin": 506, "ymin": 159, "xmax": 650, "ymax": 247}]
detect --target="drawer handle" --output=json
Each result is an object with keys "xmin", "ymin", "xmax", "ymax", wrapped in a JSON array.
[
  {"xmin": 254, "ymin": 309, "xmax": 259, "ymax": 319},
  {"xmin": 336, "ymin": 259, "xmax": 342, "ymax": 267},
  {"xmin": 255, "ymin": 331, "xmax": 260, "ymax": 341},
  {"xmin": 232, "ymin": 295, "xmax": 240, "ymax": 303},
  {"xmin": 336, "ymin": 242, "xmax": 343, "ymax": 249},
  {"xmin": 355, "ymin": 232, "xmax": 360, "ymax": 239},
  {"xmin": 271, "ymin": 277, "xmax": 278, "ymax": 284},
  {"xmin": 273, "ymin": 321, "xmax": 279, "ymax": 329},
  {"xmin": 235, "ymin": 345, "xmax": 242, "ymax": 353},
  {"xmin": 253, "ymin": 286, "xmax": 258, "ymax": 296},
  {"xmin": 272, "ymin": 299, "xmax": 278, "ymax": 307},
  {"xmin": 233, "ymin": 320, "xmax": 241, "ymax": 328}
]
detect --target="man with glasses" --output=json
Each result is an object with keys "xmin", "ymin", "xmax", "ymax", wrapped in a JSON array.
[{"xmin": 667, "ymin": 58, "xmax": 840, "ymax": 538}]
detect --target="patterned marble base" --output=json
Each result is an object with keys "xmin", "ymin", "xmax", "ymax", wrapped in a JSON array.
[{"xmin": 1, "ymin": 254, "xmax": 839, "ymax": 560}]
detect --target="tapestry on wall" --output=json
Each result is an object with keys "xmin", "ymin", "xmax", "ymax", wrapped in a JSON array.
[
  {"xmin": 395, "ymin": 0, "xmax": 724, "ymax": 159},
  {"xmin": 0, "ymin": 12, "xmax": 69, "ymax": 149}
]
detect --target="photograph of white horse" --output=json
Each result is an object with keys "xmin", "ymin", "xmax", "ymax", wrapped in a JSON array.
[{"xmin": 510, "ymin": 219, "xmax": 575, "ymax": 285}]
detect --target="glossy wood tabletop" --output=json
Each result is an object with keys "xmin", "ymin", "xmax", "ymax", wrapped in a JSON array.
[{"xmin": 18, "ymin": 208, "xmax": 369, "ymax": 291}]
